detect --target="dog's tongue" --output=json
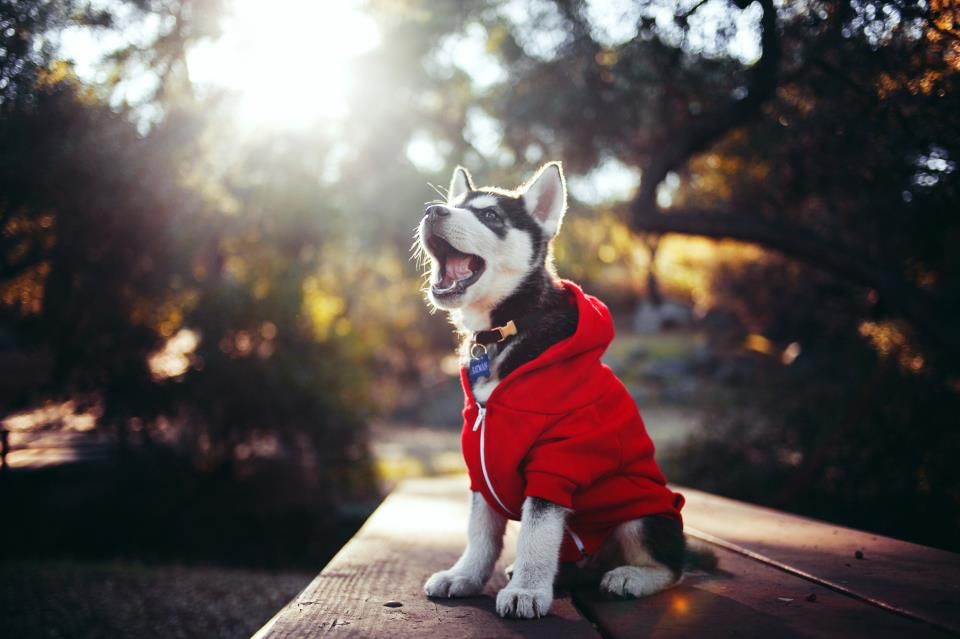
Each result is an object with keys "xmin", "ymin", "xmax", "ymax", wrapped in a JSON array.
[{"xmin": 444, "ymin": 254, "xmax": 474, "ymax": 284}]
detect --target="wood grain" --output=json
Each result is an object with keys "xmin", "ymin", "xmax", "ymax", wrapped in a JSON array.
[
  {"xmin": 574, "ymin": 545, "xmax": 952, "ymax": 638},
  {"xmin": 254, "ymin": 476, "xmax": 960, "ymax": 638},
  {"xmin": 253, "ymin": 475, "xmax": 599, "ymax": 638},
  {"xmin": 680, "ymin": 487, "xmax": 960, "ymax": 634}
]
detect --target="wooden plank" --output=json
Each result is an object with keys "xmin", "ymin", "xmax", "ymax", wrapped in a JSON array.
[
  {"xmin": 574, "ymin": 545, "xmax": 952, "ymax": 638},
  {"xmin": 255, "ymin": 475, "xmax": 959, "ymax": 638},
  {"xmin": 253, "ymin": 475, "xmax": 599, "ymax": 638},
  {"xmin": 680, "ymin": 488, "xmax": 960, "ymax": 634}
]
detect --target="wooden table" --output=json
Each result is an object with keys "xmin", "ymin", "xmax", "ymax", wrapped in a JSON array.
[{"xmin": 253, "ymin": 476, "xmax": 960, "ymax": 638}]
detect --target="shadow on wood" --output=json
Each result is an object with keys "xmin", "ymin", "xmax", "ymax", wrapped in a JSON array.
[{"xmin": 575, "ymin": 585, "xmax": 805, "ymax": 639}]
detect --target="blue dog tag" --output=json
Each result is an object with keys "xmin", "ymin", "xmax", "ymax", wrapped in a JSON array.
[{"xmin": 468, "ymin": 353, "xmax": 491, "ymax": 384}]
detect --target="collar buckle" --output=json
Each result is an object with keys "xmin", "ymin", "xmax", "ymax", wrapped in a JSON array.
[
  {"xmin": 473, "ymin": 319, "xmax": 520, "ymax": 346},
  {"xmin": 492, "ymin": 320, "xmax": 517, "ymax": 343}
]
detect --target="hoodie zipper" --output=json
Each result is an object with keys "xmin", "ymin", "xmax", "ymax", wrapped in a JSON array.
[
  {"xmin": 472, "ymin": 405, "xmax": 486, "ymax": 431},
  {"xmin": 476, "ymin": 401, "xmax": 585, "ymax": 556},
  {"xmin": 465, "ymin": 311, "xmax": 575, "ymax": 520},
  {"xmin": 473, "ymin": 403, "xmax": 517, "ymax": 517}
]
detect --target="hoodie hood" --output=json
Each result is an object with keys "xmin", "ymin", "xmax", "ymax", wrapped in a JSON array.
[{"xmin": 460, "ymin": 279, "xmax": 616, "ymax": 414}]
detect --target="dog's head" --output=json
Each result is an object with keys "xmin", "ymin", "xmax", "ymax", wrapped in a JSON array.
[{"xmin": 417, "ymin": 162, "xmax": 567, "ymax": 312}]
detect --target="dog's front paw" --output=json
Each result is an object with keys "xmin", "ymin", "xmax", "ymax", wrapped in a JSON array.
[
  {"xmin": 423, "ymin": 569, "xmax": 484, "ymax": 598},
  {"xmin": 495, "ymin": 584, "xmax": 553, "ymax": 619}
]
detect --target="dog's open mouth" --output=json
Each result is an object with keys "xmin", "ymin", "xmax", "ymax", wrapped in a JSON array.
[{"xmin": 427, "ymin": 235, "xmax": 486, "ymax": 297}]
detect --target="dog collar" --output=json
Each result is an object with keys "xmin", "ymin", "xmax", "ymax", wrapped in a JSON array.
[
  {"xmin": 473, "ymin": 316, "xmax": 535, "ymax": 346},
  {"xmin": 473, "ymin": 321, "xmax": 517, "ymax": 346}
]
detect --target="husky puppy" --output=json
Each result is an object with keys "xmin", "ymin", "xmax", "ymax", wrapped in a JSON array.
[{"xmin": 417, "ymin": 163, "xmax": 712, "ymax": 620}]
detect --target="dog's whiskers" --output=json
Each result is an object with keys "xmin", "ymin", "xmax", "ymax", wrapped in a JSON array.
[{"xmin": 427, "ymin": 183, "xmax": 448, "ymax": 201}]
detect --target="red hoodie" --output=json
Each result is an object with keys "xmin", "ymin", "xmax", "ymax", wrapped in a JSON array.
[{"xmin": 459, "ymin": 280, "xmax": 684, "ymax": 563}]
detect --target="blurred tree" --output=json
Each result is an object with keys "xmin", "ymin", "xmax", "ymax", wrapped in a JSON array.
[
  {"xmin": 3, "ymin": 0, "xmax": 959, "ymax": 552},
  {"xmin": 477, "ymin": 0, "xmax": 959, "ymax": 373},
  {"xmin": 0, "ymin": 1, "xmax": 373, "ymax": 506},
  {"xmin": 0, "ymin": 0, "xmax": 80, "ymax": 107}
]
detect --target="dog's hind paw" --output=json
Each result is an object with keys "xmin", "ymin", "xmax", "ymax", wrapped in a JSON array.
[
  {"xmin": 600, "ymin": 565, "xmax": 678, "ymax": 599},
  {"xmin": 423, "ymin": 570, "xmax": 484, "ymax": 598},
  {"xmin": 495, "ymin": 584, "xmax": 552, "ymax": 619}
]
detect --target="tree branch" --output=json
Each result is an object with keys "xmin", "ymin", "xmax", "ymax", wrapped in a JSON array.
[
  {"xmin": 633, "ymin": 209, "xmax": 877, "ymax": 287},
  {"xmin": 632, "ymin": 0, "xmax": 781, "ymax": 218},
  {"xmin": 632, "ymin": 207, "xmax": 960, "ymax": 360},
  {"xmin": 677, "ymin": 0, "xmax": 711, "ymax": 24}
]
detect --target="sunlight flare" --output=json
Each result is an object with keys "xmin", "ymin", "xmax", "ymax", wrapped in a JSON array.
[{"xmin": 188, "ymin": 0, "xmax": 380, "ymax": 129}]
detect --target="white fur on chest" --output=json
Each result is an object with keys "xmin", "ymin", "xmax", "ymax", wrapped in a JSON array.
[{"xmin": 472, "ymin": 377, "xmax": 499, "ymax": 404}]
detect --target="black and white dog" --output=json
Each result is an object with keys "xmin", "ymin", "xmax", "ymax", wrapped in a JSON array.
[{"xmin": 416, "ymin": 163, "xmax": 711, "ymax": 619}]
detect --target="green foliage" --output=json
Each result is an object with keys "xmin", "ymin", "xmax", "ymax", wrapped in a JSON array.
[
  {"xmin": 0, "ymin": 0, "xmax": 76, "ymax": 106},
  {"xmin": 0, "ymin": 10, "xmax": 375, "ymax": 498},
  {"xmin": 664, "ymin": 256, "xmax": 960, "ymax": 551}
]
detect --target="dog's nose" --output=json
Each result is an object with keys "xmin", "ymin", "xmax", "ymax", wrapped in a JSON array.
[{"xmin": 425, "ymin": 204, "xmax": 450, "ymax": 218}]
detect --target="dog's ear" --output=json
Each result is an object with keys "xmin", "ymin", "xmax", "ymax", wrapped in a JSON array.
[
  {"xmin": 520, "ymin": 162, "xmax": 567, "ymax": 238},
  {"xmin": 448, "ymin": 166, "xmax": 475, "ymax": 203}
]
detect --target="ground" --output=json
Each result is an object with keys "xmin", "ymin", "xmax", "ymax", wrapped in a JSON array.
[{"xmin": 0, "ymin": 561, "xmax": 313, "ymax": 639}]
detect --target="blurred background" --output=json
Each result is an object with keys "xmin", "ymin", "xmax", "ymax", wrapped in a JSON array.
[{"xmin": 1, "ymin": 0, "xmax": 958, "ymax": 636}]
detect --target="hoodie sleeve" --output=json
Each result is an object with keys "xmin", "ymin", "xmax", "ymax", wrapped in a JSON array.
[{"xmin": 522, "ymin": 403, "xmax": 624, "ymax": 509}]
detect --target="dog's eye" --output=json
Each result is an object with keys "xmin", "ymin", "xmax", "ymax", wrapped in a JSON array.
[{"xmin": 483, "ymin": 209, "xmax": 499, "ymax": 221}]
